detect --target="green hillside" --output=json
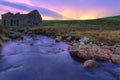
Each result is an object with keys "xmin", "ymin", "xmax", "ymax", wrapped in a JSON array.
[
  {"xmin": 0, "ymin": 15, "xmax": 120, "ymax": 30},
  {"xmin": 33, "ymin": 15, "xmax": 120, "ymax": 44},
  {"xmin": 42, "ymin": 16, "xmax": 120, "ymax": 30},
  {"xmin": 100, "ymin": 16, "xmax": 120, "ymax": 20}
]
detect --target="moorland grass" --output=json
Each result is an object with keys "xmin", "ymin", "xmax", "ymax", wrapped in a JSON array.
[
  {"xmin": 32, "ymin": 26, "xmax": 120, "ymax": 45},
  {"xmin": 0, "ymin": 16, "xmax": 120, "ymax": 44},
  {"xmin": 33, "ymin": 16, "xmax": 120, "ymax": 44}
]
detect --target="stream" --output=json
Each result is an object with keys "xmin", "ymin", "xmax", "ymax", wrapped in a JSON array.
[{"xmin": 0, "ymin": 35, "xmax": 120, "ymax": 80}]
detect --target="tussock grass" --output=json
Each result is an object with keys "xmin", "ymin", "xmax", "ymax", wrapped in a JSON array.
[
  {"xmin": 72, "ymin": 30, "xmax": 120, "ymax": 44},
  {"xmin": 32, "ymin": 25, "xmax": 120, "ymax": 45},
  {"xmin": 32, "ymin": 19, "xmax": 120, "ymax": 44}
]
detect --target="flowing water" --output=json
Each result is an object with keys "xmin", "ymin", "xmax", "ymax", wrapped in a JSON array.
[{"xmin": 0, "ymin": 35, "xmax": 120, "ymax": 80}]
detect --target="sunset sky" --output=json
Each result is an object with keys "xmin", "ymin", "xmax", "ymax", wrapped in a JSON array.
[{"xmin": 0, "ymin": 0, "xmax": 120, "ymax": 20}]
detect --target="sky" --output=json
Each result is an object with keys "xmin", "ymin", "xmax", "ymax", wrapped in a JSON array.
[{"xmin": 0, "ymin": 0, "xmax": 120, "ymax": 20}]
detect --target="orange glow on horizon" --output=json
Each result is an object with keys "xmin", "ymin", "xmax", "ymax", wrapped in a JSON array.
[
  {"xmin": 58, "ymin": 10, "xmax": 98, "ymax": 20},
  {"xmin": 79, "ymin": 15, "xmax": 97, "ymax": 20}
]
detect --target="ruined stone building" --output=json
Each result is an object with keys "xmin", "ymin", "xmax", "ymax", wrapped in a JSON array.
[{"xmin": 2, "ymin": 10, "xmax": 42, "ymax": 27}]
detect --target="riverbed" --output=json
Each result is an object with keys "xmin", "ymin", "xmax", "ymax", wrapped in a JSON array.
[{"xmin": 0, "ymin": 35, "xmax": 119, "ymax": 80}]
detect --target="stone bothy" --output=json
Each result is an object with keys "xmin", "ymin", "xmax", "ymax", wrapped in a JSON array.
[{"xmin": 2, "ymin": 10, "xmax": 42, "ymax": 27}]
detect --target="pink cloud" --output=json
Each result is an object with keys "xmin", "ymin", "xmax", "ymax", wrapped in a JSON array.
[
  {"xmin": 0, "ymin": 5, "xmax": 28, "ymax": 19},
  {"xmin": 0, "ymin": 5, "xmax": 28, "ymax": 13}
]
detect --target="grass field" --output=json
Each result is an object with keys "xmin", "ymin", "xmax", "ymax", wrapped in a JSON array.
[
  {"xmin": 36, "ymin": 16, "xmax": 120, "ymax": 45},
  {"xmin": 0, "ymin": 16, "xmax": 120, "ymax": 45},
  {"xmin": 41, "ymin": 17, "xmax": 120, "ymax": 30}
]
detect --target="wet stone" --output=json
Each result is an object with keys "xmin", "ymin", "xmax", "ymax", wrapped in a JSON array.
[
  {"xmin": 111, "ymin": 54, "xmax": 120, "ymax": 64},
  {"xmin": 83, "ymin": 60, "xmax": 97, "ymax": 70}
]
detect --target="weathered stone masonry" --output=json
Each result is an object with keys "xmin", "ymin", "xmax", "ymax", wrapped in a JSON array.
[{"xmin": 2, "ymin": 10, "xmax": 42, "ymax": 27}]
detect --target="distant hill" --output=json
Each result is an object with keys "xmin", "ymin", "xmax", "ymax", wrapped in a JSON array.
[
  {"xmin": 99, "ymin": 16, "xmax": 120, "ymax": 21},
  {"xmin": 42, "ymin": 15, "xmax": 120, "ymax": 27},
  {"xmin": 0, "ymin": 15, "xmax": 120, "ymax": 29}
]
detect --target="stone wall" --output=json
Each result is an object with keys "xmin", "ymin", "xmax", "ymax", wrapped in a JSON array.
[{"xmin": 2, "ymin": 10, "xmax": 42, "ymax": 27}]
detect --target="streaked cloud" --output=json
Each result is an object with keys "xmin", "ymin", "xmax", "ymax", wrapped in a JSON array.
[
  {"xmin": 5, "ymin": 0, "xmax": 33, "ymax": 5},
  {"xmin": 29, "ymin": 0, "xmax": 120, "ymax": 20},
  {"xmin": 0, "ymin": 0, "xmax": 63, "ymax": 19}
]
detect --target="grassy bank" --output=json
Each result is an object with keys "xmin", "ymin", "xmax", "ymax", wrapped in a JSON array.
[
  {"xmin": 0, "ymin": 16, "xmax": 120, "ymax": 45},
  {"xmin": 33, "ymin": 16, "xmax": 120, "ymax": 45},
  {"xmin": 32, "ymin": 26, "xmax": 120, "ymax": 45},
  {"xmin": 42, "ymin": 19, "xmax": 120, "ymax": 30}
]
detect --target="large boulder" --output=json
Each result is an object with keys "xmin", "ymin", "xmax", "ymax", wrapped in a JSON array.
[
  {"xmin": 94, "ymin": 49, "xmax": 111, "ymax": 61},
  {"xmin": 69, "ymin": 44, "xmax": 112, "ymax": 61},
  {"xmin": 111, "ymin": 54, "xmax": 120, "ymax": 64},
  {"xmin": 55, "ymin": 36, "xmax": 62, "ymax": 42},
  {"xmin": 79, "ymin": 37, "xmax": 89, "ymax": 44},
  {"xmin": 101, "ymin": 45, "xmax": 112, "ymax": 50},
  {"xmin": 70, "ymin": 44, "xmax": 97, "ymax": 60},
  {"xmin": 83, "ymin": 60, "xmax": 97, "ymax": 70},
  {"xmin": 114, "ymin": 47, "xmax": 120, "ymax": 55},
  {"xmin": 69, "ymin": 42, "xmax": 85, "ymax": 52},
  {"xmin": 66, "ymin": 36, "xmax": 72, "ymax": 41}
]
